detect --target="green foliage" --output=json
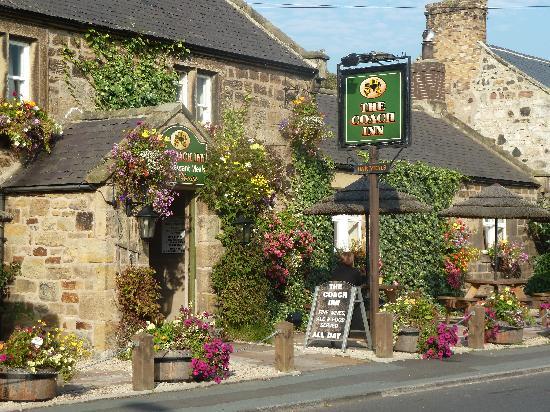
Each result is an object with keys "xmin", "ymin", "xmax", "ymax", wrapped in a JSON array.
[
  {"xmin": 211, "ymin": 242, "xmax": 271, "ymax": 334},
  {"xmin": 320, "ymin": 72, "xmax": 337, "ymax": 90},
  {"xmin": 528, "ymin": 197, "xmax": 550, "ymax": 254},
  {"xmin": 0, "ymin": 263, "xmax": 20, "ymax": 301},
  {"xmin": 525, "ymin": 253, "xmax": 550, "ymax": 294},
  {"xmin": 379, "ymin": 161, "xmax": 463, "ymax": 296},
  {"xmin": 115, "ymin": 266, "xmax": 164, "ymax": 347},
  {"xmin": 63, "ymin": 29, "xmax": 188, "ymax": 110},
  {"xmin": 198, "ymin": 99, "xmax": 284, "ymax": 229}
]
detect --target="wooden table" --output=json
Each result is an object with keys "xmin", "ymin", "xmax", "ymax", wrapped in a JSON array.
[{"xmin": 464, "ymin": 278, "xmax": 528, "ymax": 300}]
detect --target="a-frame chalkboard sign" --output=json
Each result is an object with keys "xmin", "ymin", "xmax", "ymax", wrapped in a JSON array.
[{"xmin": 304, "ymin": 281, "xmax": 371, "ymax": 352}]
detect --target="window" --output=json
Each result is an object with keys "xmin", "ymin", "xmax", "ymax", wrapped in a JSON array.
[
  {"xmin": 176, "ymin": 71, "xmax": 188, "ymax": 108},
  {"xmin": 195, "ymin": 73, "xmax": 212, "ymax": 124},
  {"xmin": 332, "ymin": 215, "xmax": 362, "ymax": 251},
  {"xmin": 483, "ymin": 218, "xmax": 506, "ymax": 248},
  {"xmin": 8, "ymin": 40, "xmax": 31, "ymax": 100}
]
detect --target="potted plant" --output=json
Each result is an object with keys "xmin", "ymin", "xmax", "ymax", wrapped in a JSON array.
[
  {"xmin": 483, "ymin": 288, "xmax": 533, "ymax": 344},
  {"xmin": 138, "ymin": 307, "xmax": 233, "ymax": 383},
  {"xmin": 381, "ymin": 291, "xmax": 442, "ymax": 353},
  {"xmin": 0, "ymin": 321, "xmax": 89, "ymax": 401},
  {"xmin": 488, "ymin": 240, "xmax": 529, "ymax": 278}
]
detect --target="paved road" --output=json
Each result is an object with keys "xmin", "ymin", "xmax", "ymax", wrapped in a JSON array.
[
  {"xmin": 290, "ymin": 371, "xmax": 550, "ymax": 412},
  {"xmin": 32, "ymin": 345, "xmax": 550, "ymax": 412}
]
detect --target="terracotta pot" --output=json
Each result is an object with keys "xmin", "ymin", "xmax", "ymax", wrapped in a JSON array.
[
  {"xmin": 394, "ymin": 328, "xmax": 420, "ymax": 353},
  {"xmin": 487, "ymin": 325, "xmax": 523, "ymax": 344},
  {"xmin": 154, "ymin": 350, "xmax": 192, "ymax": 382},
  {"xmin": 0, "ymin": 369, "xmax": 57, "ymax": 401}
]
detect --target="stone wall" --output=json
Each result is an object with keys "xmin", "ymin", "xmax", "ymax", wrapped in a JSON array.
[
  {"xmin": 450, "ymin": 47, "xmax": 550, "ymax": 174},
  {"xmin": 2, "ymin": 188, "xmax": 147, "ymax": 349},
  {"xmin": 425, "ymin": 0, "xmax": 488, "ymax": 111}
]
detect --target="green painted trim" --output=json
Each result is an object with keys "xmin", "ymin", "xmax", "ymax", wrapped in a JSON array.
[{"xmin": 188, "ymin": 195, "xmax": 197, "ymax": 309}]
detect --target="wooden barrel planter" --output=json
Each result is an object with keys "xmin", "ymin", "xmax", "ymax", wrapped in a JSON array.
[
  {"xmin": 154, "ymin": 350, "xmax": 192, "ymax": 383},
  {"xmin": 487, "ymin": 326, "xmax": 523, "ymax": 345},
  {"xmin": 394, "ymin": 328, "xmax": 420, "ymax": 353},
  {"xmin": 0, "ymin": 370, "xmax": 57, "ymax": 401}
]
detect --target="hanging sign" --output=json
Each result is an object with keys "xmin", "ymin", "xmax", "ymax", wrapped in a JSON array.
[
  {"xmin": 339, "ymin": 63, "xmax": 410, "ymax": 148},
  {"xmin": 304, "ymin": 281, "xmax": 371, "ymax": 352},
  {"xmin": 162, "ymin": 125, "xmax": 207, "ymax": 186}
]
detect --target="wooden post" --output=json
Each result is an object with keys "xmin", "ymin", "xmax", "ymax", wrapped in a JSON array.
[
  {"xmin": 468, "ymin": 305, "xmax": 485, "ymax": 349},
  {"xmin": 375, "ymin": 312, "xmax": 393, "ymax": 358},
  {"xmin": 274, "ymin": 321, "xmax": 294, "ymax": 372},
  {"xmin": 368, "ymin": 146, "xmax": 380, "ymax": 345},
  {"xmin": 132, "ymin": 332, "xmax": 154, "ymax": 391}
]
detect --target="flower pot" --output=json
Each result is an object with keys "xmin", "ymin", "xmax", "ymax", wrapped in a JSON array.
[
  {"xmin": 486, "ymin": 326, "xmax": 523, "ymax": 345},
  {"xmin": 0, "ymin": 369, "xmax": 57, "ymax": 401},
  {"xmin": 154, "ymin": 350, "xmax": 192, "ymax": 382},
  {"xmin": 394, "ymin": 328, "xmax": 420, "ymax": 353}
]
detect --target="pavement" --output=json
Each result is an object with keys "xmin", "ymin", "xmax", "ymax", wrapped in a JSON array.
[
  {"xmin": 33, "ymin": 342, "xmax": 550, "ymax": 411},
  {"xmin": 24, "ymin": 326, "xmax": 550, "ymax": 411}
]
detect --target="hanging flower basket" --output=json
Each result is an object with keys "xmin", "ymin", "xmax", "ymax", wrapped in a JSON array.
[
  {"xmin": 0, "ymin": 369, "xmax": 57, "ymax": 401},
  {"xmin": 110, "ymin": 122, "xmax": 181, "ymax": 217},
  {"xmin": 0, "ymin": 97, "xmax": 62, "ymax": 163}
]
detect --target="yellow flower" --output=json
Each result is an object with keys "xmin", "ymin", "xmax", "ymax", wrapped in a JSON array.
[
  {"xmin": 507, "ymin": 300, "xmax": 513, "ymax": 305},
  {"xmin": 142, "ymin": 130, "xmax": 150, "ymax": 138}
]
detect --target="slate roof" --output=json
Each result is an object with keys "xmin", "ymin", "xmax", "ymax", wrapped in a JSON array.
[
  {"xmin": 0, "ymin": 0, "xmax": 312, "ymax": 72},
  {"xmin": 488, "ymin": 45, "xmax": 550, "ymax": 88},
  {"xmin": 317, "ymin": 93, "xmax": 537, "ymax": 186},
  {"xmin": 2, "ymin": 117, "xmax": 141, "ymax": 190}
]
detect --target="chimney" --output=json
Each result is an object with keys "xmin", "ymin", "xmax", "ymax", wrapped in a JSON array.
[{"xmin": 424, "ymin": 0, "xmax": 488, "ymax": 101}]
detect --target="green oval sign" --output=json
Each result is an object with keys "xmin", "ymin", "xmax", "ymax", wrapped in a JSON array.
[{"xmin": 162, "ymin": 125, "xmax": 207, "ymax": 186}]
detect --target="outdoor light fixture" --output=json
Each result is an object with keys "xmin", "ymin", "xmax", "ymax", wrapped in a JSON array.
[
  {"xmin": 136, "ymin": 205, "xmax": 160, "ymax": 240},
  {"xmin": 234, "ymin": 214, "xmax": 253, "ymax": 245}
]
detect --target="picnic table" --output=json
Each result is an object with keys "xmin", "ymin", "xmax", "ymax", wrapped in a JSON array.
[{"xmin": 463, "ymin": 277, "xmax": 528, "ymax": 300}]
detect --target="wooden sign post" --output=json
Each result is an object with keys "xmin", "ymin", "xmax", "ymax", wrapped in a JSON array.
[
  {"xmin": 368, "ymin": 146, "xmax": 380, "ymax": 344},
  {"xmin": 304, "ymin": 281, "xmax": 371, "ymax": 351}
]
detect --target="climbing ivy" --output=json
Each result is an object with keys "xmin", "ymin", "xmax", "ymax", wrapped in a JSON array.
[
  {"xmin": 63, "ymin": 29, "xmax": 188, "ymax": 110},
  {"xmin": 379, "ymin": 161, "xmax": 463, "ymax": 296}
]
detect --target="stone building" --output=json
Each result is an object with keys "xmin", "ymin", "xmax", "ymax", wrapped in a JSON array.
[
  {"xmin": 421, "ymin": 0, "xmax": 550, "ymax": 180},
  {"xmin": 0, "ymin": 0, "xmax": 326, "ymax": 348}
]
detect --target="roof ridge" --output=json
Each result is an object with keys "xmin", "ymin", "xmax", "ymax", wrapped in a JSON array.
[
  {"xmin": 226, "ymin": 0, "xmax": 322, "ymax": 69},
  {"xmin": 488, "ymin": 44, "xmax": 550, "ymax": 65}
]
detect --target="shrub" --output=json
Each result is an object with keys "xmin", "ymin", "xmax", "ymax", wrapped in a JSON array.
[
  {"xmin": 115, "ymin": 266, "xmax": 163, "ymax": 347},
  {"xmin": 483, "ymin": 288, "xmax": 532, "ymax": 328},
  {"xmin": 525, "ymin": 253, "xmax": 550, "ymax": 294}
]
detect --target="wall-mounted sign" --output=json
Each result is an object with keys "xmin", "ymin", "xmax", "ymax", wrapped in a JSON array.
[
  {"xmin": 162, "ymin": 216, "xmax": 185, "ymax": 254},
  {"xmin": 353, "ymin": 163, "xmax": 390, "ymax": 174},
  {"xmin": 162, "ymin": 125, "xmax": 207, "ymax": 186},
  {"xmin": 339, "ymin": 63, "xmax": 410, "ymax": 148}
]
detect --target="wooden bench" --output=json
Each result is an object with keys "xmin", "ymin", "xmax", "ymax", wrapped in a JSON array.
[
  {"xmin": 437, "ymin": 296, "xmax": 479, "ymax": 322},
  {"xmin": 530, "ymin": 292, "xmax": 550, "ymax": 310},
  {"xmin": 465, "ymin": 278, "xmax": 528, "ymax": 300}
]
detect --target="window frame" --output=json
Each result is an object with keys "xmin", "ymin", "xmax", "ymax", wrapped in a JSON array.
[
  {"xmin": 483, "ymin": 218, "xmax": 506, "ymax": 248},
  {"xmin": 176, "ymin": 70, "xmax": 189, "ymax": 108},
  {"xmin": 7, "ymin": 39, "xmax": 31, "ymax": 100},
  {"xmin": 195, "ymin": 72, "xmax": 213, "ymax": 125},
  {"xmin": 332, "ymin": 214, "xmax": 362, "ymax": 252}
]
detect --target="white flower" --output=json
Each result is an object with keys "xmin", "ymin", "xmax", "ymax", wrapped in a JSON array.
[
  {"xmin": 146, "ymin": 322, "xmax": 156, "ymax": 331},
  {"xmin": 244, "ymin": 162, "xmax": 251, "ymax": 168},
  {"xmin": 220, "ymin": 156, "xmax": 226, "ymax": 163},
  {"xmin": 31, "ymin": 336, "xmax": 43, "ymax": 348},
  {"xmin": 33, "ymin": 106, "xmax": 40, "ymax": 111}
]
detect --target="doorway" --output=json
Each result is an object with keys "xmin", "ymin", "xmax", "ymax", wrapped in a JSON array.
[{"xmin": 149, "ymin": 193, "xmax": 191, "ymax": 319}]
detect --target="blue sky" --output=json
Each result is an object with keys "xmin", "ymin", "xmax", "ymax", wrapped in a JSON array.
[{"xmin": 248, "ymin": 0, "xmax": 550, "ymax": 71}]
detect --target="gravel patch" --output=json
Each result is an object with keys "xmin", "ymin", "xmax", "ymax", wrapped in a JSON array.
[{"xmin": 0, "ymin": 359, "xmax": 292, "ymax": 411}]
